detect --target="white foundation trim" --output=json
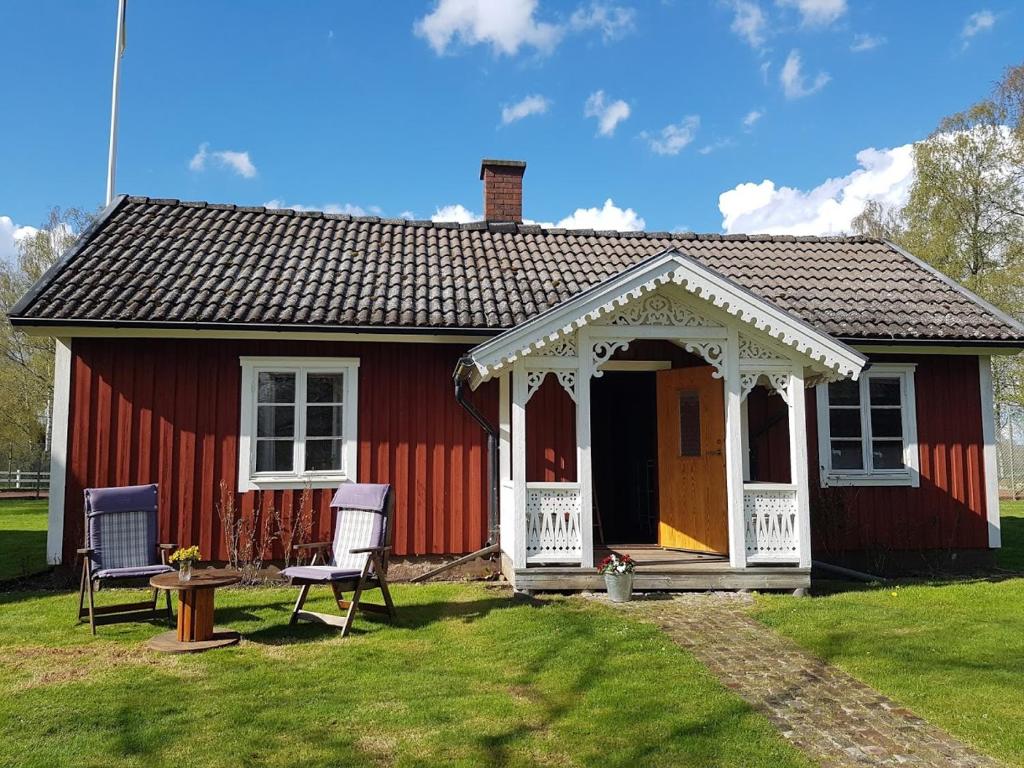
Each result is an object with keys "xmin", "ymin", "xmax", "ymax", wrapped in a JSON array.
[
  {"xmin": 979, "ymin": 355, "xmax": 1001, "ymax": 548},
  {"xmin": 47, "ymin": 338, "xmax": 72, "ymax": 565}
]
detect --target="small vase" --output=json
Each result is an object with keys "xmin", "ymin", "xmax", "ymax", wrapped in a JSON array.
[
  {"xmin": 178, "ymin": 561, "xmax": 193, "ymax": 582},
  {"xmin": 604, "ymin": 571, "xmax": 634, "ymax": 603}
]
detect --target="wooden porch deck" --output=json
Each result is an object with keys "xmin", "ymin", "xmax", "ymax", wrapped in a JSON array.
[{"xmin": 508, "ymin": 544, "xmax": 809, "ymax": 592}]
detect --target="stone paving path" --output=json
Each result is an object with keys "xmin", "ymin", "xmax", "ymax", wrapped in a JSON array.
[{"xmin": 614, "ymin": 593, "xmax": 1002, "ymax": 768}]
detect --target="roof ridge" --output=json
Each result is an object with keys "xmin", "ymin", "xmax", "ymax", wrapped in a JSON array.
[{"xmin": 122, "ymin": 195, "xmax": 886, "ymax": 244}]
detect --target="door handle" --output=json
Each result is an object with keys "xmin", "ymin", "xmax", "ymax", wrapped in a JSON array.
[{"xmin": 707, "ymin": 449, "xmax": 723, "ymax": 456}]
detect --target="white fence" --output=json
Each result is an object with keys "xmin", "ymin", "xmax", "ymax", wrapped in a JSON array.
[
  {"xmin": 0, "ymin": 470, "xmax": 50, "ymax": 490},
  {"xmin": 998, "ymin": 403, "xmax": 1024, "ymax": 500}
]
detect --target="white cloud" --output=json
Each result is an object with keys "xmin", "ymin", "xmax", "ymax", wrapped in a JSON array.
[
  {"xmin": 555, "ymin": 198, "xmax": 645, "ymax": 231},
  {"xmin": 569, "ymin": 2, "xmax": 636, "ymax": 41},
  {"xmin": 413, "ymin": 0, "xmax": 563, "ymax": 56},
  {"xmin": 742, "ymin": 109, "xmax": 764, "ymax": 129},
  {"xmin": 961, "ymin": 10, "xmax": 995, "ymax": 48},
  {"xmin": 0, "ymin": 216, "xmax": 38, "ymax": 263},
  {"xmin": 501, "ymin": 94, "xmax": 551, "ymax": 125},
  {"xmin": 726, "ymin": 0, "xmax": 768, "ymax": 49},
  {"xmin": 850, "ymin": 33, "xmax": 886, "ymax": 52},
  {"xmin": 264, "ymin": 200, "xmax": 377, "ymax": 216},
  {"xmin": 780, "ymin": 49, "xmax": 830, "ymax": 99},
  {"xmin": 190, "ymin": 143, "xmax": 257, "ymax": 179},
  {"xmin": 698, "ymin": 137, "xmax": 736, "ymax": 155},
  {"xmin": 641, "ymin": 116, "xmax": 700, "ymax": 156},
  {"xmin": 584, "ymin": 90, "xmax": 631, "ymax": 136},
  {"xmin": 776, "ymin": 0, "xmax": 846, "ymax": 27},
  {"xmin": 718, "ymin": 142, "xmax": 914, "ymax": 235},
  {"xmin": 432, "ymin": 204, "xmax": 480, "ymax": 223}
]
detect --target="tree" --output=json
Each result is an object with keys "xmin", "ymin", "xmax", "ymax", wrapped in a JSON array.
[
  {"xmin": 853, "ymin": 63, "xmax": 1024, "ymax": 404},
  {"xmin": 0, "ymin": 207, "xmax": 93, "ymax": 472}
]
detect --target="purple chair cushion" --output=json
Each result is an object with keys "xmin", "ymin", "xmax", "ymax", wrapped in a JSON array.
[
  {"xmin": 282, "ymin": 565, "xmax": 363, "ymax": 582},
  {"xmin": 94, "ymin": 564, "xmax": 174, "ymax": 580},
  {"xmin": 330, "ymin": 483, "xmax": 389, "ymax": 512},
  {"xmin": 85, "ymin": 484, "xmax": 162, "ymax": 575}
]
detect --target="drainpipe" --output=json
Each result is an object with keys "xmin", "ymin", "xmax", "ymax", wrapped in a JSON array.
[
  {"xmin": 453, "ymin": 358, "xmax": 499, "ymax": 546},
  {"xmin": 410, "ymin": 358, "xmax": 501, "ymax": 584}
]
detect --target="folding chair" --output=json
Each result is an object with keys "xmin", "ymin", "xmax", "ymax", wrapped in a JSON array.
[
  {"xmin": 282, "ymin": 483, "xmax": 396, "ymax": 637},
  {"xmin": 77, "ymin": 484, "xmax": 175, "ymax": 634}
]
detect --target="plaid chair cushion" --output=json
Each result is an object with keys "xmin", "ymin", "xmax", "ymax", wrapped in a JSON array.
[
  {"xmin": 330, "ymin": 508, "xmax": 383, "ymax": 571},
  {"xmin": 89, "ymin": 509, "xmax": 159, "ymax": 574}
]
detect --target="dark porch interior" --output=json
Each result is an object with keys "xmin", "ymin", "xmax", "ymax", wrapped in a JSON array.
[{"xmin": 591, "ymin": 370, "xmax": 659, "ymax": 543}]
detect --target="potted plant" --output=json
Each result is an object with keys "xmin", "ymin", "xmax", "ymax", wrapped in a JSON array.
[
  {"xmin": 597, "ymin": 553, "xmax": 636, "ymax": 602},
  {"xmin": 169, "ymin": 545, "xmax": 201, "ymax": 582}
]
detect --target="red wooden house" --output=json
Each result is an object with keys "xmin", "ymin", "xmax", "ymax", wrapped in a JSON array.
[{"xmin": 12, "ymin": 159, "xmax": 1024, "ymax": 590}]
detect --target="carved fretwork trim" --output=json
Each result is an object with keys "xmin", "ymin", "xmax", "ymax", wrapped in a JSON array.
[
  {"xmin": 535, "ymin": 336, "xmax": 578, "ymax": 357},
  {"xmin": 555, "ymin": 371, "xmax": 577, "ymax": 403},
  {"xmin": 740, "ymin": 371, "xmax": 793, "ymax": 404},
  {"xmin": 598, "ymin": 292, "xmax": 718, "ymax": 328},
  {"xmin": 682, "ymin": 340, "xmax": 725, "ymax": 378},
  {"xmin": 591, "ymin": 340, "xmax": 631, "ymax": 377},
  {"xmin": 525, "ymin": 370, "xmax": 548, "ymax": 403},
  {"xmin": 738, "ymin": 334, "xmax": 785, "ymax": 362}
]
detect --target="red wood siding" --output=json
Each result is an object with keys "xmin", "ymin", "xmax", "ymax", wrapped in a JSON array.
[
  {"xmin": 63, "ymin": 338, "xmax": 496, "ymax": 563},
  {"xmin": 525, "ymin": 375, "xmax": 577, "ymax": 482},
  {"xmin": 808, "ymin": 354, "xmax": 990, "ymax": 554}
]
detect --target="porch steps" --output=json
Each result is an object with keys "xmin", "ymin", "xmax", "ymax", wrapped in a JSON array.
[{"xmin": 512, "ymin": 565, "xmax": 810, "ymax": 592}]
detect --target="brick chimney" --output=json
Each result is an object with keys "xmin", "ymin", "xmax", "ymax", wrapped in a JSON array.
[{"xmin": 480, "ymin": 159, "xmax": 526, "ymax": 223}]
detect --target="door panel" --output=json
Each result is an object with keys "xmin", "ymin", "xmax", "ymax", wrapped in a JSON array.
[{"xmin": 656, "ymin": 366, "xmax": 729, "ymax": 554}]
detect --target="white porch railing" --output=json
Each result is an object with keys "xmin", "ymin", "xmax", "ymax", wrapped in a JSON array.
[
  {"xmin": 743, "ymin": 483, "xmax": 800, "ymax": 563},
  {"xmin": 525, "ymin": 482, "xmax": 583, "ymax": 564}
]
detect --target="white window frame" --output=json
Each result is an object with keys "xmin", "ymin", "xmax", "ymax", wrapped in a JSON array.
[
  {"xmin": 816, "ymin": 363, "xmax": 919, "ymax": 487},
  {"xmin": 238, "ymin": 356, "xmax": 359, "ymax": 491}
]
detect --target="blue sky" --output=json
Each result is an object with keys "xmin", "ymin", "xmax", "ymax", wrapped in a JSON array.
[{"xmin": 1, "ymin": 1, "xmax": 1021, "ymax": 259}]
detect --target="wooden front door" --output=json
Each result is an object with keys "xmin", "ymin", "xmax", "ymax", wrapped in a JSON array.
[{"xmin": 656, "ymin": 366, "xmax": 729, "ymax": 554}]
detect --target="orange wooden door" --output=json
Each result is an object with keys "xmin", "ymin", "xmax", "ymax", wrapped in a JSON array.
[{"xmin": 656, "ymin": 366, "xmax": 729, "ymax": 554}]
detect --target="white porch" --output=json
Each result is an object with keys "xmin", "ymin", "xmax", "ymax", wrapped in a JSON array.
[{"xmin": 463, "ymin": 250, "xmax": 866, "ymax": 591}]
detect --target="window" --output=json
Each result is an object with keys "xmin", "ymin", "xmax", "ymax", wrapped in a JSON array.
[
  {"xmin": 816, "ymin": 363, "xmax": 919, "ymax": 487},
  {"xmin": 238, "ymin": 357, "xmax": 359, "ymax": 490},
  {"xmin": 678, "ymin": 391, "xmax": 701, "ymax": 457}
]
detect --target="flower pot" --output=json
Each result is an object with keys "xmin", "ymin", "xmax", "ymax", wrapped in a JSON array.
[
  {"xmin": 178, "ymin": 561, "xmax": 193, "ymax": 582},
  {"xmin": 604, "ymin": 571, "xmax": 634, "ymax": 602}
]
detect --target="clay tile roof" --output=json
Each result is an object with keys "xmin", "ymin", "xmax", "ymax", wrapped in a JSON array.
[{"xmin": 10, "ymin": 194, "xmax": 1024, "ymax": 343}]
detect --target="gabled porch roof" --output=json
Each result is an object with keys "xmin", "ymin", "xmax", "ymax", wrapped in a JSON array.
[{"xmin": 459, "ymin": 248, "xmax": 868, "ymax": 387}]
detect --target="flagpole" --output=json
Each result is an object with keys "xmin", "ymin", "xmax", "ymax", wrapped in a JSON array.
[{"xmin": 105, "ymin": 0, "xmax": 127, "ymax": 205}]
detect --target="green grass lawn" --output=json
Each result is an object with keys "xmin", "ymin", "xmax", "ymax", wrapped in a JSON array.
[
  {"xmin": 0, "ymin": 584, "xmax": 812, "ymax": 768},
  {"xmin": 0, "ymin": 498, "xmax": 48, "ymax": 582},
  {"xmin": 753, "ymin": 501, "xmax": 1024, "ymax": 767}
]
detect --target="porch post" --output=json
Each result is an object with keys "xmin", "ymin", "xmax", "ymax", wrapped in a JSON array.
[
  {"xmin": 724, "ymin": 328, "xmax": 748, "ymax": 568},
  {"xmin": 577, "ymin": 329, "xmax": 595, "ymax": 568},
  {"xmin": 498, "ymin": 372, "xmax": 514, "ymax": 567},
  {"xmin": 511, "ymin": 364, "xmax": 528, "ymax": 569},
  {"xmin": 788, "ymin": 366, "xmax": 813, "ymax": 568}
]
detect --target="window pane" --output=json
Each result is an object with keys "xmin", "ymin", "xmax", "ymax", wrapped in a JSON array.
[
  {"xmin": 258, "ymin": 372, "xmax": 295, "ymax": 403},
  {"xmin": 829, "ymin": 409, "xmax": 862, "ymax": 438},
  {"xmin": 831, "ymin": 440, "xmax": 863, "ymax": 470},
  {"xmin": 872, "ymin": 440, "xmax": 905, "ymax": 469},
  {"xmin": 871, "ymin": 408, "xmax": 903, "ymax": 438},
  {"xmin": 256, "ymin": 439, "xmax": 293, "ymax": 472},
  {"xmin": 307, "ymin": 373, "xmax": 345, "ymax": 403},
  {"xmin": 306, "ymin": 438, "xmax": 343, "ymax": 471},
  {"xmin": 257, "ymin": 405, "xmax": 294, "ymax": 438},
  {"xmin": 306, "ymin": 405, "xmax": 344, "ymax": 438},
  {"xmin": 869, "ymin": 377, "xmax": 901, "ymax": 407},
  {"xmin": 828, "ymin": 379, "xmax": 860, "ymax": 406},
  {"xmin": 679, "ymin": 391, "xmax": 701, "ymax": 457}
]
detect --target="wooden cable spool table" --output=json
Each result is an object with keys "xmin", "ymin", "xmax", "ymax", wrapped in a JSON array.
[{"xmin": 147, "ymin": 569, "xmax": 241, "ymax": 653}]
